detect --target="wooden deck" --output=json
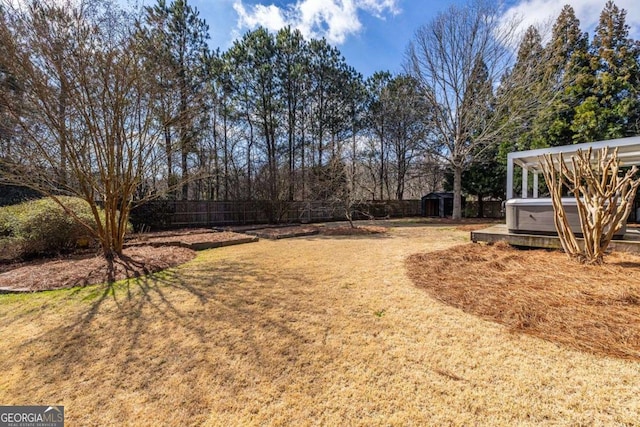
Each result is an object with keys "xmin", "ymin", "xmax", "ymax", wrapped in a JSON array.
[{"xmin": 471, "ymin": 224, "xmax": 640, "ymax": 254}]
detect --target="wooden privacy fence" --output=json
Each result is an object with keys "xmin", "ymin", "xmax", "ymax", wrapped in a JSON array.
[{"xmin": 131, "ymin": 199, "xmax": 423, "ymax": 229}]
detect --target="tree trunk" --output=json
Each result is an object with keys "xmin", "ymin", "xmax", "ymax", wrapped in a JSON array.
[
  {"xmin": 247, "ymin": 117, "xmax": 254, "ymax": 200},
  {"xmin": 452, "ymin": 165, "xmax": 463, "ymax": 220},
  {"xmin": 223, "ymin": 112, "xmax": 229, "ymax": 201},
  {"xmin": 396, "ymin": 156, "xmax": 405, "ymax": 201},
  {"xmin": 379, "ymin": 133, "xmax": 384, "ymax": 200},
  {"xmin": 301, "ymin": 110, "xmax": 306, "ymax": 200},
  {"xmin": 288, "ymin": 94, "xmax": 296, "ymax": 201},
  {"xmin": 58, "ymin": 82, "xmax": 67, "ymax": 186},
  {"xmin": 181, "ymin": 145, "xmax": 188, "ymax": 200},
  {"xmin": 211, "ymin": 112, "xmax": 220, "ymax": 200},
  {"xmin": 164, "ymin": 125, "xmax": 173, "ymax": 198}
]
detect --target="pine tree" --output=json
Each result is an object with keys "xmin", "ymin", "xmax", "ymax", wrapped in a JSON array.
[
  {"xmin": 0, "ymin": 10, "xmax": 21, "ymax": 157},
  {"xmin": 275, "ymin": 27, "xmax": 307, "ymax": 200},
  {"xmin": 365, "ymin": 71, "xmax": 393, "ymax": 200},
  {"xmin": 383, "ymin": 75, "xmax": 429, "ymax": 200},
  {"xmin": 503, "ymin": 26, "xmax": 545, "ymax": 152},
  {"xmin": 138, "ymin": 0, "xmax": 211, "ymax": 200}
]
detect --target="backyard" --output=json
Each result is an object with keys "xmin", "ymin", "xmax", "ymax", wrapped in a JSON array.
[{"xmin": 1, "ymin": 221, "xmax": 639, "ymax": 425}]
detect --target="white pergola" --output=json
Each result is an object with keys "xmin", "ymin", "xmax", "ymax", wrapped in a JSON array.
[{"xmin": 506, "ymin": 135, "xmax": 640, "ymax": 200}]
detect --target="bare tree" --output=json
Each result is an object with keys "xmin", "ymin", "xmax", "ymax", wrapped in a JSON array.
[
  {"xmin": 540, "ymin": 147, "xmax": 640, "ymax": 264},
  {"xmin": 406, "ymin": 0, "xmax": 533, "ymax": 219},
  {"xmin": 0, "ymin": 0, "xmax": 184, "ymax": 259}
]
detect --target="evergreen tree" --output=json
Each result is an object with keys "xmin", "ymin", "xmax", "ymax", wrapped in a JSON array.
[
  {"xmin": 533, "ymin": 5, "xmax": 591, "ymax": 147},
  {"xmin": 365, "ymin": 71, "xmax": 393, "ymax": 199},
  {"xmin": 307, "ymin": 39, "xmax": 345, "ymax": 168},
  {"xmin": 445, "ymin": 144, "xmax": 506, "ymax": 217},
  {"xmin": 383, "ymin": 75, "xmax": 429, "ymax": 200},
  {"xmin": 572, "ymin": 1, "xmax": 640, "ymax": 141},
  {"xmin": 231, "ymin": 28, "xmax": 281, "ymax": 203},
  {"xmin": 0, "ymin": 10, "xmax": 21, "ymax": 157},
  {"xmin": 138, "ymin": 0, "xmax": 211, "ymax": 199},
  {"xmin": 275, "ymin": 27, "xmax": 307, "ymax": 200},
  {"xmin": 498, "ymin": 25, "xmax": 545, "ymax": 155}
]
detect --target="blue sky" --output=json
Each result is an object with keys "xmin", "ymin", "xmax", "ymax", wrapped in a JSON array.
[{"xmin": 182, "ymin": 0, "xmax": 640, "ymax": 78}]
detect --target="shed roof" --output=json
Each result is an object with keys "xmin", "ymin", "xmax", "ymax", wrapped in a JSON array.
[{"xmin": 422, "ymin": 192, "xmax": 453, "ymax": 199}]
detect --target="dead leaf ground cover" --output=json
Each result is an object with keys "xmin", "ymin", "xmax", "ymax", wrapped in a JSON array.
[{"xmin": 1, "ymin": 221, "xmax": 639, "ymax": 426}]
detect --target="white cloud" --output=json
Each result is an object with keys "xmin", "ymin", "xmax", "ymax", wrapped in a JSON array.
[
  {"xmin": 502, "ymin": 0, "xmax": 640, "ymax": 43},
  {"xmin": 357, "ymin": 0, "xmax": 400, "ymax": 18},
  {"xmin": 233, "ymin": 3, "xmax": 287, "ymax": 32},
  {"xmin": 232, "ymin": 0, "xmax": 400, "ymax": 45}
]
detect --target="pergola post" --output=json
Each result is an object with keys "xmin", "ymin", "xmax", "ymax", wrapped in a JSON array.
[
  {"xmin": 522, "ymin": 167, "xmax": 528, "ymax": 198},
  {"xmin": 506, "ymin": 155, "xmax": 514, "ymax": 200},
  {"xmin": 533, "ymin": 172, "xmax": 539, "ymax": 198}
]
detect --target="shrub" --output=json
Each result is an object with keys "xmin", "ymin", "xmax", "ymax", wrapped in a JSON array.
[{"xmin": 0, "ymin": 197, "xmax": 104, "ymax": 258}]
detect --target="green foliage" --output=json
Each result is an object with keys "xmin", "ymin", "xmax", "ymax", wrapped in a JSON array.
[
  {"xmin": 0, "ymin": 197, "xmax": 103, "ymax": 258},
  {"xmin": 137, "ymin": 0, "xmax": 212, "ymax": 200},
  {"xmin": 374, "ymin": 309, "xmax": 386, "ymax": 318},
  {"xmin": 444, "ymin": 145, "xmax": 506, "ymax": 216},
  {"xmin": 519, "ymin": 2, "xmax": 640, "ymax": 150}
]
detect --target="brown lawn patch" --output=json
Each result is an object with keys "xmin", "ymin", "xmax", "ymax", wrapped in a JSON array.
[{"xmin": 406, "ymin": 242, "xmax": 640, "ymax": 360}]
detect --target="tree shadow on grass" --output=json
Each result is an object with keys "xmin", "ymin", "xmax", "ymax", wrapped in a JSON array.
[{"xmin": 4, "ymin": 257, "xmax": 331, "ymax": 421}]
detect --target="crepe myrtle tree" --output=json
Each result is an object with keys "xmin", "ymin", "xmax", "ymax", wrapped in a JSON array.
[
  {"xmin": 540, "ymin": 147, "xmax": 640, "ymax": 264},
  {"xmin": 0, "ymin": 0, "xmax": 199, "ymax": 259}
]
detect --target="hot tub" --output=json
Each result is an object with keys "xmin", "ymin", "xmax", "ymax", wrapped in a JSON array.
[{"xmin": 505, "ymin": 198, "xmax": 626, "ymax": 238}]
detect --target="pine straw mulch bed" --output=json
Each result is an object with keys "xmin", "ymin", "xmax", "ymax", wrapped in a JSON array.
[
  {"xmin": 406, "ymin": 241, "xmax": 640, "ymax": 360},
  {"xmin": 245, "ymin": 225, "xmax": 320, "ymax": 239},
  {"xmin": 0, "ymin": 246, "xmax": 196, "ymax": 293},
  {"xmin": 0, "ymin": 229, "xmax": 259, "ymax": 292},
  {"xmin": 245, "ymin": 224, "xmax": 388, "ymax": 239},
  {"xmin": 126, "ymin": 230, "xmax": 253, "ymax": 247},
  {"xmin": 320, "ymin": 225, "xmax": 387, "ymax": 236}
]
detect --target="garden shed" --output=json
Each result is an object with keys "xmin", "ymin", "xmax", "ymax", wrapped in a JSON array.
[{"xmin": 421, "ymin": 192, "xmax": 454, "ymax": 218}]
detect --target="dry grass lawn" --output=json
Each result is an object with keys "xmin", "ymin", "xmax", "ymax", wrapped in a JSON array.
[{"xmin": 1, "ymin": 220, "xmax": 639, "ymax": 426}]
